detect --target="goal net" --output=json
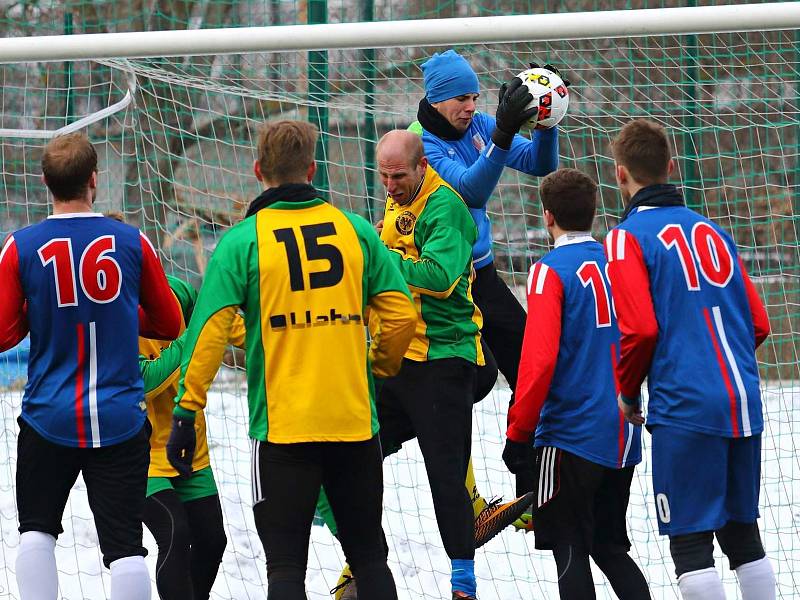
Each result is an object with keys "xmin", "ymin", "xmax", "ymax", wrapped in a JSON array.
[{"xmin": 1, "ymin": 5, "xmax": 798, "ymax": 600}]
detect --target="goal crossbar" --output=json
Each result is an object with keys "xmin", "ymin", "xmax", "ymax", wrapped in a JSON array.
[{"xmin": 0, "ymin": 2, "xmax": 799, "ymax": 64}]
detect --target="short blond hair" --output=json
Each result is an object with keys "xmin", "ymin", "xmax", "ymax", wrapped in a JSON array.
[
  {"xmin": 41, "ymin": 133, "xmax": 98, "ymax": 200},
  {"xmin": 257, "ymin": 120, "xmax": 318, "ymax": 184}
]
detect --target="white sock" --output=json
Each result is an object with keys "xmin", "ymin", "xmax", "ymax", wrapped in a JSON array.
[
  {"xmin": 736, "ymin": 557, "xmax": 776, "ymax": 600},
  {"xmin": 110, "ymin": 556, "xmax": 151, "ymax": 600},
  {"xmin": 16, "ymin": 531, "xmax": 58, "ymax": 600},
  {"xmin": 677, "ymin": 567, "xmax": 726, "ymax": 600}
]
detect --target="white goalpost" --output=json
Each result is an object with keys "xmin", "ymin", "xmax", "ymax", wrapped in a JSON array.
[{"xmin": 0, "ymin": 3, "xmax": 799, "ymax": 599}]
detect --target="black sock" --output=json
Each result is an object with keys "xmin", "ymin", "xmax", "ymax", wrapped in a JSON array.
[{"xmin": 266, "ymin": 578, "xmax": 307, "ymax": 600}]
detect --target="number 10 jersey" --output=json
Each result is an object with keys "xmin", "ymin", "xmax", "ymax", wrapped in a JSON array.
[{"xmin": 606, "ymin": 203, "xmax": 770, "ymax": 438}]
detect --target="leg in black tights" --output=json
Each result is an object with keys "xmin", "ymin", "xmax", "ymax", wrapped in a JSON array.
[
  {"xmin": 184, "ymin": 494, "xmax": 227, "ymax": 599},
  {"xmin": 553, "ymin": 543, "xmax": 595, "ymax": 600},
  {"xmin": 591, "ymin": 466, "xmax": 650, "ymax": 599},
  {"xmin": 591, "ymin": 549, "xmax": 651, "ymax": 600},
  {"xmin": 143, "ymin": 490, "xmax": 194, "ymax": 600}
]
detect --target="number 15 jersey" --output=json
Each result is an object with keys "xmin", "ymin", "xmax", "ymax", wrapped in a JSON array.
[
  {"xmin": 605, "ymin": 203, "xmax": 770, "ymax": 438},
  {"xmin": 0, "ymin": 213, "xmax": 180, "ymax": 448},
  {"xmin": 176, "ymin": 191, "xmax": 416, "ymax": 444}
]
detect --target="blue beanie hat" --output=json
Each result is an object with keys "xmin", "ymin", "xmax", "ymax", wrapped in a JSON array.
[{"xmin": 421, "ymin": 50, "xmax": 480, "ymax": 103}]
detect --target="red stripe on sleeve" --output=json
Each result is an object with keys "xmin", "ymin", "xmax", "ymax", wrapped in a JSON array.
[
  {"xmin": 508, "ymin": 262, "xmax": 563, "ymax": 443},
  {"xmin": 604, "ymin": 230, "xmax": 658, "ymax": 399},
  {"xmin": 738, "ymin": 258, "xmax": 770, "ymax": 349},
  {"xmin": 75, "ymin": 323, "xmax": 87, "ymax": 448},
  {"xmin": 138, "ymin": 233, "xmax": 181, "ymax": 340},
  {"xmin": 702, "ymin": 307, "xmax": 740, "ymax": 437},
  {"xmin": 610, "ymin": 343, "xmax": 625, "ymax": 468},
  {"xmin": 0, "ymin": 236, "xmax": 29, "ymax": 351}
]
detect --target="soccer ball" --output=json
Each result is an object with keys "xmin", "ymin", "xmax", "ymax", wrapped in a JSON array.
[{"xmin": 515, "ymin": 67, "xmax": 569, "ymax": 129}]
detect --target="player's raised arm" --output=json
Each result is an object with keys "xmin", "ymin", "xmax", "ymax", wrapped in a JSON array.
[
  {"xmin": 138, "ymin": 232, "xmax": 182, "ymax": 340},
  {"xmin": 0, "ymin": 235, "xmax": 29, "ymax": 351}
]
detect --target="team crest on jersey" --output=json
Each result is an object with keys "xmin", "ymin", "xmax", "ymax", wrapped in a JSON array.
[
  {"xmin": 472, "ymin": 133, "xmax": 485, "ymax": 152},
  {"xmin": 395, "ymin": 211, "xmax": 416, "ymax": 235}
]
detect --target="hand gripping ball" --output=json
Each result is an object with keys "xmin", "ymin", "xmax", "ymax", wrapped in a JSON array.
[{"xmin": 515, "ymin": 67, "xmax": 569, "ymax": 129}]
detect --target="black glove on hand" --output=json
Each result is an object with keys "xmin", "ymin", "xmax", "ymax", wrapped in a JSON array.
[
  {"xmin": 502, "ymin": 438, "xmax": 534, "ymax": 475},
  {"xmin": 531, "ymin": 62, "xmax": 571, "ymax": 88},
  {"xmin": 166, "ymin": 411, "xmax": 196, "ymax": 479},
  {"xmin": 492, "ymin": 77, "xmax": 536, "ymax": 150}
]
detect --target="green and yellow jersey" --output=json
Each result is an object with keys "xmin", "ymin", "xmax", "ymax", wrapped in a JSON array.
[
  {"xmin": 176, "ymin": 186, "xmax": 416, "ymax": 444},
  {"xmin": 139, "ymin": 276, "xmax": 245, "ymax": 477},
  {"xmin": 376, "ymin": 165, "xmax": 484, "ymax": 365}
]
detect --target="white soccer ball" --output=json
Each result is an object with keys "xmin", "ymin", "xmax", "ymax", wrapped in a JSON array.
[{"xmin": 515, "ymin": 67, "xmax": 569, "ymax": 129}]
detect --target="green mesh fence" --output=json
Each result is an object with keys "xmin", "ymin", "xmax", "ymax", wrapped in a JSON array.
[{"xmin": 0, "ymin": 2, "xmax": 798, "ymax": 599}]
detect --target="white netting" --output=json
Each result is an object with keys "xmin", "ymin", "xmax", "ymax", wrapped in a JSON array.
[{"xmin": 1, "ymin": 28, "xmax": 798, "ymax": 600}]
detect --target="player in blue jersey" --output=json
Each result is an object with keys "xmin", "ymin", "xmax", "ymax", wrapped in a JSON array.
[
  {"xmin": 503, "ymin": 168, "xmax": 649, "ymax": 600},
  {"xmin": 410, "ymin": 49, "xmax": 560, "ymax": 497},
  {"xmin": 0, "ymin": 133, "xmax": 181, "ymax": 600},
  {"xmin": 605, "ymin": 120, "xmax": 774, "ymax": 600}
]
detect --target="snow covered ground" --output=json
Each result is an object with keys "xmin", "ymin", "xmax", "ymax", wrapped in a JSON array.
[{"xmin": 1, "ymin": 377, "xmax": 798, "ymax": 599}]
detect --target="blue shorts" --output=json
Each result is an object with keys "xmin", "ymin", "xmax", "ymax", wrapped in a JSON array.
[{"xmin": 650, "ymin": 426, "xmax": 761, "ymax": 536}]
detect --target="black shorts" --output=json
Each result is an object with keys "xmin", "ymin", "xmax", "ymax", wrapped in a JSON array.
[
  {"xmin": 16, "ymin": 417, "xmax": 150, "ymax": 567},
  {"xmin": 532, "ymin": 446, "xmax": 634, "ymax": 554}
]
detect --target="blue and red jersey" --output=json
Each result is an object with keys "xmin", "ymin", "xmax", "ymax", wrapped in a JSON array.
[
  {"xmin": 604, "ymin": 185, "xmax": 770, "ymax": 439},
  {"xmin": 508, "ymin": 234, "xmax": 641, "ymax": 469},
  {"xmin": 0, "ymin": 213, "xmax": 181, "ymax": 448}
]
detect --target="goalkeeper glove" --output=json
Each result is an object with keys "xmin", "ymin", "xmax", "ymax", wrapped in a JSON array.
[
  {"xmin": 166, "ymin": 406, "xmax": 197, "ymax": 479},
  {"xmin": 502, "ymin": 438, "xmax": 535, "ymax": 475},
  {"xmin": 529, "ymin": 62, "xmax": 571, "ymax": 88},
  {"xmin": 492, "ymin": 77, "xmax": 536, "ymax": 150}
]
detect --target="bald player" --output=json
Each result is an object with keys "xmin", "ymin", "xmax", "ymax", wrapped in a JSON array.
[{"xmin": 373, "ymin": 130, "xmax": 484, "ymax": 600}]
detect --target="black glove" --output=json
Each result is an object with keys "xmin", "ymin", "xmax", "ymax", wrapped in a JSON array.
[
  {"xmin": 166, "ymin": 409, "xmax": 197, "ymax": 479},
  {"xmin": 492, "ymin": 77, "xmax": 536, "ymax": 150},
  {"xmin": 530, "ymin": 62, "xmax": 571, "ymax": 88},
  {"xmin": 502, "ymin": 438, "xmax": 534, "ymax": 475}
]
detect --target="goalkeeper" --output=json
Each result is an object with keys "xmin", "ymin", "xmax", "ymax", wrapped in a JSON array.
[
  {"xmin": 138, "ymin": 275, "xmax": 245, "ymax": 600},
  {"xmin": 410, "ymin": 50, "xmax": 562, "ymax": 497},
  {"xmin": 167, "ymin": 120, "xmax": 417, "ymax": 600}
]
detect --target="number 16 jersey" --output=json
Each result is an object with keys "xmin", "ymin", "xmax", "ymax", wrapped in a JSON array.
[{"xmin": 0, "ymin": 213, "xmax": 180, "ymax": 448}]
